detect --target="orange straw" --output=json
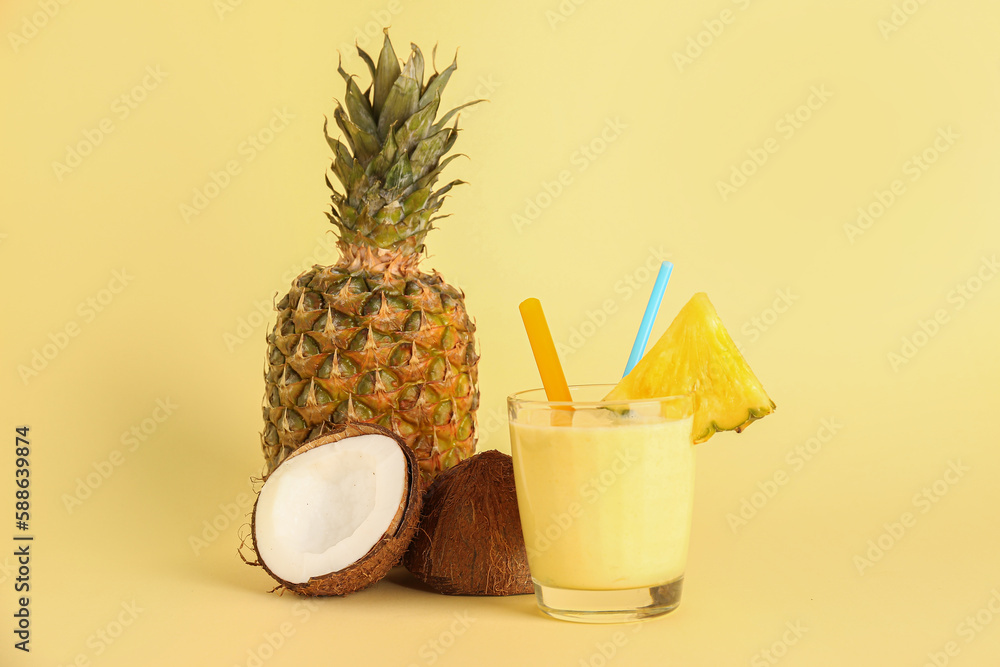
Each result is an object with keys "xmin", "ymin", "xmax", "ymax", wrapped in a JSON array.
[{"xmin": 518, "ymin": 298, "xmax": 573, "ymax": 402}]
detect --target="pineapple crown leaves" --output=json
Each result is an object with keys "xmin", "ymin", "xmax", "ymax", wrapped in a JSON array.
[{"xmin": 325, "ymin": 31, "xmax": 483, "ymax": 255}]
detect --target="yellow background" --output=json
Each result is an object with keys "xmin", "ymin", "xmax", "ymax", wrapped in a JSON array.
[{"xmin": 2, "ymin": 0, "xmax": 999, "ymax": 664}]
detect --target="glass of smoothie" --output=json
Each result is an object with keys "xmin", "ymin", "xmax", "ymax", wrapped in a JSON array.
[{"xmin": 507, "ymin": 384, "xmax": 695, "ymax": 623}]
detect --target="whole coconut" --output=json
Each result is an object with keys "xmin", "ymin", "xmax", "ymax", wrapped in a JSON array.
[{"xmin": 403, "ymin": 450, "xmax": 533, "ymax": 596}]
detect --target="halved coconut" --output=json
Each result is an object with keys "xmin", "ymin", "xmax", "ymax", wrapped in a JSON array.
[{"xmin": 248, "ymin": 423, "xmax": 421, "ymax": 596}]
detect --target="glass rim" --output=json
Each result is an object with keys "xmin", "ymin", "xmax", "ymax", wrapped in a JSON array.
[{"xmin": 506, "ymin": 383, "xmax": 692, "ymax": 408}]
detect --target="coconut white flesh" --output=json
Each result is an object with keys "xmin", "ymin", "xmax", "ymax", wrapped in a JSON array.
[{"xmin": 255, "ymin": 434, "xmax": 406, "ymax": 584}]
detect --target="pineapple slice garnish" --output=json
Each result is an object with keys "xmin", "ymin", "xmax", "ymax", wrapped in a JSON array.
[{"xmin": 605, "ymin": 292, "xmax": 775, "ymax": 444}]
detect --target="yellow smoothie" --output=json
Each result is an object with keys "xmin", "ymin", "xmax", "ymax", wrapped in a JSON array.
[{"xmin": 510, "ymin": 408, "xmax": 695, "ymax": 591}]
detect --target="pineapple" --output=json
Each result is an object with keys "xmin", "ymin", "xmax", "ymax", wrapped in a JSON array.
[
  {"xmin": 605, "ymin": 293, "xmax": 775, "ymax": 443},
  {"xmin": 261, "ymin": 33, "xmax": 481, "ymax": 482}
]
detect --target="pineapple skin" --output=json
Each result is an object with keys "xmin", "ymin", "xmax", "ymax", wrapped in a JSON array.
[{"xmin": 262, "ymin": 257, "xmax": 479, "ymax": 483}]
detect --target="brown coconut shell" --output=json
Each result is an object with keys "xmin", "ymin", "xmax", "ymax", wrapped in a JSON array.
[
  {"xmin": 403, "ymin": 450, "xmax": 533, "ymax": 596},
  {"xmin": 245, "ymin": 422, "xmax": 422, "ymax": 596}
]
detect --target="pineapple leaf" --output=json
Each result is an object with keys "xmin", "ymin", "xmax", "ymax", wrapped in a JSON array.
[
  {"xmin": 348, "ymin": 124, "xmax": 380, "ymax": 164},
  {"xmin": 374, "ymin": 201, "xmax": 404, "ymax": 227},
  {"xmin": 431, "ymin": 99, "xmax": 484, "ymax": 135},
  {"xmin": 424, "ymin": 44, "xmax": 440, "ymax": 87},
  {"xmin": 356, "ymin": 44, "xmax": 377, "ymax": 83},
  {"xmin": 383, "ymin": 153, "xmax": 414, "ymax": 193},
  {"xmin": 430, "ymin": 179, "xmax": 464, "ymax": 203},
  {"xmin": 338, "ymin": 58, "xmax": 377, "ymax": 136},
  {"xmin": 394, "ymin": 94, "xmax": 441, "ymax": 154},
  {"xmin": 377, "ymin": 74, "xmax": 420, "ymax": 141},
  {"xmin": 334, "ymin": 105, "xmax": 380, "ymax": 163},
  {"xmin": 330, "ymin": 151, "xmax": 354, "ymax": 190},
  {"xmin": 331, "ymin": 161, "xmax": 347, "ymax": 188},
  {"xmin": 327, "ymin": 205, "xmax": 357, "ymax": 232},
  {"xmin": 365, "ymin": 127, "xmax": 397, "ymax": 179},
  {"xmin": 371, "ymin": 222, "xmax": 402, "ymax": 247},
  {"xmin": 346, "ymin": 163, "xmax": 368, "ymax": 202},
  {"xmin": 323, "ymin": 117, "xmax": 354, "ymax": 164},
  {"xmin": 410, "ymin": 127, "xmax": 453, "ymax": 179},
  {"xmin": 373, "ymin": 31, "xmax": 401, "ymax": 117},
  {"xmin": 395, "ymin": 210, "xmax": 430, "ymax": 239},
  {"xmin": 341, "ymin": 204, "xmax": 358, "ymax": 226},
  {"xmin": 443, "ymin": 120, "xmax": 460, "ymax": 152},
  {"xmin": 421, "ymin": 46, "xmax": 443, "ymax": 107},
  {"xmin": 361, "ymin": 183, "xmax": 383, "ymax": 210},
  {"xmin": 419, "ymin": 53, "xmax": 457, "ymax": 109},
  {"xmin": 352, "ymin": 214, "xmax": 375, "ymax": 239},
  {"xmin": 428, "ymin": 180, "xmax": 465, "ymax": 212},
  {"xmin": 402, "ymin": 187, "xmax": 431, "ymax": 215},
  {"xmin": 413, "ymin": 154, "xmax": 463, "ymax": 191},
  {"xmin": 403, "ymin": 43, "xmax": 424, "ymax": 90},
  {"xmin": 332, "ymin": 109, "xmax": 356, "ymax": 154}
]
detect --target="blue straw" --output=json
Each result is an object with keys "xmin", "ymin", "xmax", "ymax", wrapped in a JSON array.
[{"xmin": 623, "ymin": 261, "xmax": 673, "ymax": 377}]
